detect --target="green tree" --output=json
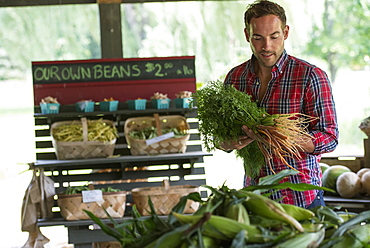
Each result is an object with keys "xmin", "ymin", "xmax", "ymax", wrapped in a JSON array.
[
  {"xmin": 305, "ymin": 0, "xmax": 370, "ymax": 83},
  {"xmin": 0, "ymin": 5, "xmax": 100, "ymax": 79},
  {"xmin": 118, "ymin": 2, "xmax": 252, "ymax": 83},
  {"xmin": 121, "ymin": 4, "xmax": 154, "ymax": 57}
]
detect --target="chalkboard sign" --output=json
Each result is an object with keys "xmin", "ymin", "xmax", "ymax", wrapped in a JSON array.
[
  {"xmin": 32, "ymin": 56, "xmax": 197, "ymax": 105},
  {"xmin": 32, "ymin": 56, "xmax": 195, "ymax": 85}
]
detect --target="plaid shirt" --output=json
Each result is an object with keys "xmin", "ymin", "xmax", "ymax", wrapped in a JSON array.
[{"xmin": 224, "ymin": 50, "xmax": 339, "ymax": 208}]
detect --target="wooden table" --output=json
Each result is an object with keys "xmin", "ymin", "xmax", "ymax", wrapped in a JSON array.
[{"xmin": 324, "ymin": 195, "xmax": 370, "ymax": 213}]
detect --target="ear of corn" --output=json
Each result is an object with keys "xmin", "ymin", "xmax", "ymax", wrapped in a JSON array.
[
  {"xmin": 179, "ymin": 234, "xmax": 220, "ymax": 248},
  {"xmin": 225, "ymin": 202, "xmax": 250, "ymax": 225},
  {"xmin": 337, "ymin": 212, "xmax": 358, "ymax": 222},
  {"xmin": 201, "ymin": 235, "xmax": 220, "ymax": 248},
  {"xmin": 331, "ymin": 224, "xmax": 370, "ymax": 248},
  {"xmin": 83, "ymin": 172, "xmax": 370, "ymax": 248},
  {"xmin": 172, "ymin": 212, "xmax": 268, "ymax": 243},
  {"xmin": 236, "ymin": 190, "xmax": 305, "ymax": 232},
  {"xmin": 229, "ymin": 230, "xmax": 248, "ymax": 248},
  {"xmin": 310, "ymin": 206, "xmax": 344, "ymax": 226},
  {"xmin": 280, "ymin": 203, "xmax": 315, "ymax": 221},
  {"xmin": 273, "ymin": 228, "xmax": 325, "ymax": 248},
  {"xmin": 301, "ymin": 223, "xmax": 324, "ymax": 233},
  {"xmin": 143, "ymin": 224, "xmax": 191, "ymax": 248}
]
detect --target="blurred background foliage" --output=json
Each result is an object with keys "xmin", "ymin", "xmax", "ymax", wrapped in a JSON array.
[{"xmin": 305, "ymin": 0, "xmax": 370, "ymax": 83}]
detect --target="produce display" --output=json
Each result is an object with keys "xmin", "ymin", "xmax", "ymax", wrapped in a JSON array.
[
  {"xmin": 322, "ymin": 165, "xmax": 351, "ymax": 193},
  {"xmin": 150, "ymin": 92, "xmax": 171, "ymax": 109},
  {"xmin": 84, "ymin": 170, "xmax": 370, "ymax": 247},
  {"xmin": 58, "ymin": 185, "xmax": 126, "ymax": 220},
  {"xmin": 319, "ymin": 163, "xmax": 330, "ymax": 174},
  {"xmin": 174, "ymin": 91, "xmax": 192, "ymax": 108},
  {"xmin": 75, "ymin": 99, "xmax": 95, "ymax": 112},
  {"xmin": 64, "ymin": 186, "xmax": 122, "ymax": 195},
  {"xmin": 40, "ymin": 96, "xmax": 59, "ymax": 104},
  {"xmin": 357, "ymin": 168, "xmax": 370, "ymax": 179},
  {"xmin": 128, "ymin": 126, "xmax": 188, "ymax": 140},
  {"xmin": 151, "ymin": 92, "xmax": 169, "ymax": 99},
  {"xmin": 52, "ymin": 118, "xmax": 118, "ymax": 142},
  {"xmin": 175, "ymin": 91, "xmax": 192, "ymax": 99},
  {"xmin": 103, "ymin": 97, "xmax": 116, "ymax": 102},
  {"xmin": 318, "ymin": 164, "xmax": 370, "ymax": 198},
  {"xmin": 336, "ymin": 171, "xmax": 361, "ymax": 198},
  {"xmin": 39, "ymin": 96, "xmax": 61, "ymax": 114},
  {"xmin": 361, "ymin": 170, "xmax": 370, "ymax": 195},
  {"xmin": 100, "ymin": 97, "xmax": 119, "ymax": 111},
  {"xmin": 40, "ymin": 92, "xmax": 194, "ymax": 113},
  {"xmin": 191, "ymin": 80, "xmax": 317, "ymax": 178},
  {"xmin": 127, "ymin": 98, "xmax": 147, "ymax": 110}
]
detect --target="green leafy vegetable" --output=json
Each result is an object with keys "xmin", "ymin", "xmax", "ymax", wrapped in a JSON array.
[
  {"xmin": 192, "ymin": 80, "xmax": 316, "ymax": 178},
  {"xmin": 129, "ymin": 126, "xmax": 187, "ymax": 140},
  {"xmin": 64, "ymin": 186, "xmax": 122, "ymax": 194}
]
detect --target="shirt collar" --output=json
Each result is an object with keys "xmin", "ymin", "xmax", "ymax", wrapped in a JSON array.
[
  {"xmin": 249, "ymin": 49, "xmax": 288, "ymax": 75},
  {"xmin": 275, "ymin": 49, "xmax": 288, "ymax": 74}
]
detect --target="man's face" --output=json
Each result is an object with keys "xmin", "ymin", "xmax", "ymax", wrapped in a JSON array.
[{"xmin": 244, "ymin": 15, "xmax": 289, "ymax": 69}]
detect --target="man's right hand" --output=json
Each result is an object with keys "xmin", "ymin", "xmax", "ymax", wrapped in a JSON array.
[{"xmin": 218, "ymin": 125, "xmax": 255, "ymax": 151}]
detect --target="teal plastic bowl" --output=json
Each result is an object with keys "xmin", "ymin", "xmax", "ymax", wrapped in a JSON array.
[
  {"xmin": 99, "ymin": 100, "xmax": 119, "ymax": 111},
  {"xmin": 40, "ymin": 103, "xmax": 60, "ymax": 114},
  {"xmin": 76, "ymin": 101, "xmax": 95, "ymax": 112},
  {"xmin": 174, "ymin": 98, "xmax": 192, "ymax": 108},
  {"xmin": 127, "ymin": 99, "xmax": 147, "ymax": 110},
  {"xmin": 151, "ymin": 99, "xmax": 171, "ymax": 109}
]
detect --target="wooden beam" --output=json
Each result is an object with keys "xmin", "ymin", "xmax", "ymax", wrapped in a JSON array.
[
  {"xmin": 0, "ymin": 0, "xmax": 95, "ymax": 7},
  {"xmin": 0, "ymin": 0, "xmax": 226, "ymax": 8},
  {"xmin": 99, "ymin": 3, "xmax": 123, "ymax": 58},
  {"xmin": 97, "ymin": 0, "xmax": 121, "ymax": 3}
]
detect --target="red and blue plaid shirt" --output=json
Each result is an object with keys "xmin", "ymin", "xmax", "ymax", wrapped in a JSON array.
[{"xmin": 224, "ymin": 50, "xmax": 339, "ymax": 208}]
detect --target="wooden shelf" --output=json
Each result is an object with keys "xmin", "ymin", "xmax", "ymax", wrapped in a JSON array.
[
  {"xmin": 324, "ymin": 195, "xmax": 370, "ymax": 213},
  {"xmin": 31, "ymin": 90, "xmax": 209, "ymax": 247},
  {"xmin": 30, "ymin": 151, "xmax": 211, "ymax": 169}
]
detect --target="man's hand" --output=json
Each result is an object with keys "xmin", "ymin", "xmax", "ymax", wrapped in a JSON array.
[
  {"xmin": 241, "ymin": 125, "xmax": 260, "ymax": 140},
  {"xmin": 218, "ymin": 125, "xmax": 255, "ymax": 151}
]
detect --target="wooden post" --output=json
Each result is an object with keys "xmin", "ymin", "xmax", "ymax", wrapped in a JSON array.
[
  {"xmin": 363, "ymin": 139, "xmax": 370, "ymax": 168},
  {"xmin": 98, "ymin": 1, "xmax": 123, "ymax": 58},
  {"xmin": 97, "ymin": 0, "xmax": 121, "ymax": 3}
]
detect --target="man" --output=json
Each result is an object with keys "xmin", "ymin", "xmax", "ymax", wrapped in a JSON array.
[{"xmin": 219, "ymin": 0, "xmax": 338, "ymax": 209}]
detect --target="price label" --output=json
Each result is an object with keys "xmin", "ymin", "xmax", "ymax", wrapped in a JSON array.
[
  {"xmin": 146, "ymin": 132, "xmax": 175, "ymax": 146},
  {"xmin": 82, "ymin": 190, "xmax": 103, "ymax": 203}
]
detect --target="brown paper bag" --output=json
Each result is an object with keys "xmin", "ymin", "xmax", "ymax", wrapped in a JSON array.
[{"xmin": 21, "ymin": 168, "xmax": 55, "ymax": 247}]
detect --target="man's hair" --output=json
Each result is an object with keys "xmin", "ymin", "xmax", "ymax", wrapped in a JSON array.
[{"xmin": 244, "ymin": 0, "xmax": 286, "ymax": 31}]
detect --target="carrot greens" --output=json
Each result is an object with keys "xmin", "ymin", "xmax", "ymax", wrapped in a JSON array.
[{"xmin": 192, "ymin": 80, "xmax": 316, "ymax": 178}]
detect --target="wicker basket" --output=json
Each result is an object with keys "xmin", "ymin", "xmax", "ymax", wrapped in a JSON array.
[
  {"xmin": 57, "ymin": 191, "xmax": 126, "ymax": 220},
  {"xmin": 131, "ymin": 180, "xmax": 199, "ymax": 216},
  {"xmin": 124, "ymin": 114, "xmax": 190, "ymax": 155},
  {"xmin": 51, "ymin": 117, "xmax": 116, "ymax": 160}
]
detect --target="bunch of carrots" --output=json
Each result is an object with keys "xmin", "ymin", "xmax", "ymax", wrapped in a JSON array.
[{"xmin": 191, "ymin": 80, "xmax": 316, "ymax": 178}]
